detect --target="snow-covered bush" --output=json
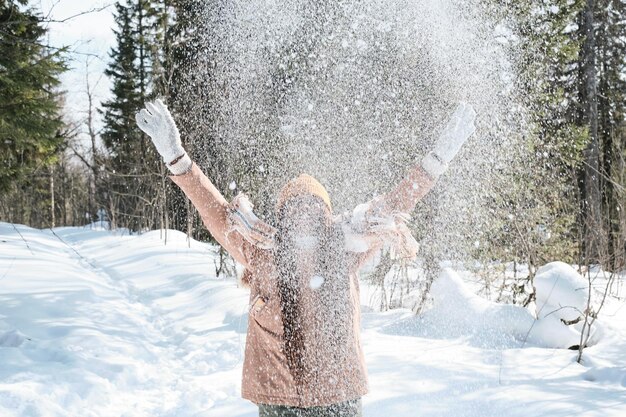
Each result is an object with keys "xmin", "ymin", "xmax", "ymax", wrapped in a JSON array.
[
  {"xmin": 534, "ymin": 261, "xmax": 593, "ymax": 323},
  {"xmin": 401, "ymin": 263, "xmax": 606, "ymax": 349}
]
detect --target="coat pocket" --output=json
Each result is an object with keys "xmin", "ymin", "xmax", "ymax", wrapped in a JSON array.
[
  {"xmin": 249, "ymin": 294, "xmax": 283, "ymax": 337},
  {"xmin": 249, "ymin": 294, "xmax": 267, "ymax": 314}
]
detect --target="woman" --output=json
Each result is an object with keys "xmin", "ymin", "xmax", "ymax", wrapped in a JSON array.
[{"xmin": 135, "ymin": 99, "xmax": 476, "ymax": 416}]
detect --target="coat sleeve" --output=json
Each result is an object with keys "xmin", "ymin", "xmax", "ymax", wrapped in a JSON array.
[
  {"xmin": 168, "ymin": 161, "xmax": 255, "ymax": 268},
  {"xmin": 371, "ymin": 164, "xmax": 437, "ymax": 216},
  {"xmin": 350, "ymin": 164, "xmax": 437, "ymax": 270}
]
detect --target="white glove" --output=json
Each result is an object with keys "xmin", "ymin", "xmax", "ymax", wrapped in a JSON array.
[
  {"xmin": 340, "ymin": 199, "xmax": 419, "ymax": 258},
  {"xmin": 135, "ymin": 99, "xmax": 192, "ymax": 175},
  {"xmin": 421, "ymin": 102, "xmax": 476, "ymax": 179},
  {"xmin": 225, "ymin": 193, "xmax": 277, "ymax": 250}
]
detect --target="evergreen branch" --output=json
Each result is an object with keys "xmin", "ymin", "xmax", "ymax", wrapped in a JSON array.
[{"xmin": 0, "ymin": 28, "xmax": 104, "ymax": 60}]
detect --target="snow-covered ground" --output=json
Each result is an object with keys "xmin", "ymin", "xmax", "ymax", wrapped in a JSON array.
[{"xmin": 1, "ymin": 221, "xmax": 624, "ymax": 417}]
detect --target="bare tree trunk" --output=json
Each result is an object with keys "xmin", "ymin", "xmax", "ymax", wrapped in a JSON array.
[
  {"xmin": 186, "ymin": 193, "xmax": 193, "ymax": 247},
  {"xmin": 86, "ymin": 60, "xmax": 102, "ymax": 224},
  {"xmin": 50, "ymin": 165, "xmax": 55, "ymax": 228},
  {"xmin": 369, "ymin": 249, "xmax": 393, "ymax": 311},
  {"xmin": 579, "ymin": 0, "xmax": 604, "ymax": 264},
  {"xmin": 414, "ymin": 253, "xmax": 438, "ymax": 315}
]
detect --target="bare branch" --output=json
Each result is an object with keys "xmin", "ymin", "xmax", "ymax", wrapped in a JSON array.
[{"xmin": 43, "ymin": 4, "xmax": 114, "ymax": 24}]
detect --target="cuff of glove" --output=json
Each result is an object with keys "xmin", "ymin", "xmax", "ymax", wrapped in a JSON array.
[
  {"xmin": 420, "ymin": 151, "xmax": 448, "ymax": 180},
  {"xmin": 166, "ymin": 152, "xmax": 193, "ymax": 175}
]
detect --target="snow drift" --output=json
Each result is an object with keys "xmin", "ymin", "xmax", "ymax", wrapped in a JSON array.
[
  {"xmin": 381, "ymin": 264, "xmax": 605, "ymax": 349},
  {"xmin": 1, "ymin": 222, "xmax": 625, "ymax": 417}
]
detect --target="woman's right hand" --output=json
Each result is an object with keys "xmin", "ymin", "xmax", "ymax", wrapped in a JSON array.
[{"xmin": 135, "ymin": 99, "xmax": 191, "ymax": 174}]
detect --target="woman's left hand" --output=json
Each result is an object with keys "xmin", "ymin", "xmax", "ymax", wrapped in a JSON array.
[{"xmin": 421, "ymin": 102, "xmax": 477, "ymax": 180}]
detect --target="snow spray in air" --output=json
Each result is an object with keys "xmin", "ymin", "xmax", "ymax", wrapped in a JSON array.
[{"xmin": 174, "ymin": 0, "xmax": 528, "ymax": 273}]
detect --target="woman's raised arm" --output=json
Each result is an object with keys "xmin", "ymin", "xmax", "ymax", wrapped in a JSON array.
[
  {"xmin": 166, "ymin": 161, "xmax": 253, "ymax": 267},
  {"xmin": 344, "ymin": 103, "xmax": 477, "ymax": 267},
  {"xmin": 135, "ymin": 99, "xmax": 253, "ymax": 268},
  {"xmin": 367, "ymin": 102, "xmax": 477, "ymax": 217}
]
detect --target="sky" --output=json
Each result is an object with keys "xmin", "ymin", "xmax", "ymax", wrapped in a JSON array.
[{"xmin": 35, "ymin": 0, "xmax": 116, "ymax": 149}]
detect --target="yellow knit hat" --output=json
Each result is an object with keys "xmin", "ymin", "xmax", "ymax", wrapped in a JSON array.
[{"xmin": 275, "ymin": 173, "xmax": 332, "ymax": 213}]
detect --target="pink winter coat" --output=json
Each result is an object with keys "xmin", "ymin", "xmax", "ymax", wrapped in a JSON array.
[{"xmin": 168, "ymin": 161, "xmax": 435, "ymax": 407}]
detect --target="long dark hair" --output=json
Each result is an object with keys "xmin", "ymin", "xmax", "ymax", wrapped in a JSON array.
[{"xmin": 274, "ymin": 196, "xmax": 350, "ymax": 387}]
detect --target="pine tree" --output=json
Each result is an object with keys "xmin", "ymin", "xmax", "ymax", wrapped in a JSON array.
[
  {"xmin": 524, "ymin": 0, "xmax": 590, "ymax": 267},
  {"xmin": 595, "ymin": 0, "xmax": 626, "ymax": 269},
  {"xmin": 573, "ymin": 0, "xmax": 626, "ymax": 267},
  {"xmin": 0, "ymin": 0, "xmax": 67, "ymax": 192},
  {"xmin": 577, "ymin": 0, "xmax": 604, "ymax": 263},
  {"xmin": 162, "ymin": 0, "xmax": 205, "ymax": 238},
  {"xmin": 481, "ymin": 0, "xmax": 625, "ymax": 271},
  {"xmin": 101, "ymin": 3, "xmax": 143, "ymax": 164},
  {"xmin": 475, "ymin": 0, "xmax": 587, "ymax": 274},
  {"xmin": 100, "ymin": 2, "xmax": 145, "ymax": 231},
  {"xmin": 100, "ymin": 0, "xmax": 165, "ymax": 232}
]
